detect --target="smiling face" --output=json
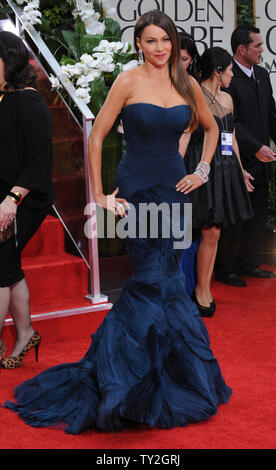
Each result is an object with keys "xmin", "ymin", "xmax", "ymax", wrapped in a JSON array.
[
  {"xmin": 136, "ymin": 24, "xmax": 172, "ymax": 67},
  {"xmin": 0, "ymin": 58, "xmax": 7, "ymax": 91}
]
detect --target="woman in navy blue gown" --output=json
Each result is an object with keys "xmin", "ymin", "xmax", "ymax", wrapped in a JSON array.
[{"xmin": 3, "ymin": 10, "xmax": 232, "ymax": 434}]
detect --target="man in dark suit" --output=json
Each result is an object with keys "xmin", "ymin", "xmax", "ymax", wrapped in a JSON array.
[{"xmin": 215, "ymin": 25, "xmax": 276, "ymax": 286}]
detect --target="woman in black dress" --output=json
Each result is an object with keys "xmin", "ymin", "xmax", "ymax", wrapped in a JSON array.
[
  {"xmin": 180, "ymin": 47, "xmax": 254, "ymax": 317},
  {"xmin": 0, "ymin": 32, "xmax": 55, "ymax": 368}
]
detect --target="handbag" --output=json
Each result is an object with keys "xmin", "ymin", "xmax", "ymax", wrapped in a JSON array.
[{"xmin": 0, "ymin": 220, "xmax": 15, "ymax": 243}]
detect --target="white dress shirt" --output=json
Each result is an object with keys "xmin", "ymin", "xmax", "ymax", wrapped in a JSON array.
[{"xmin": 234, "ymin": 59, "xmax": 255, "ymax": 79}]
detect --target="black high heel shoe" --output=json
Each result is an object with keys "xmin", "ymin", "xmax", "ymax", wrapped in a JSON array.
[
  {"xmin": 191, "ymin": 290, "xmax": 214, "ymax": 318},
  {"xmin": 210, "ymin": 299, "xmax": 216, "ymax": 314}
]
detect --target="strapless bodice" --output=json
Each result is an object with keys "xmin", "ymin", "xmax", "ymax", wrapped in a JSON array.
[
  {"xmin": 116, "ymin": 103, "xmax": 191, "ymax": 198},
  {"xmin": 122, "ymin": 103, "xmax": 191, "ymax": 156}
]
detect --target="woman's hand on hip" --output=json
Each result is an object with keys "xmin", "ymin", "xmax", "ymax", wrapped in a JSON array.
[{"xmin": 94, "ymin": 188, "xmax": 130, "ymax": 217}]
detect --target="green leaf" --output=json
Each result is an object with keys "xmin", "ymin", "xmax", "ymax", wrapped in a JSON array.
[
  {"xmin": 82, "ymin": 34, "xmax": 103, "ymax": 54},
  {"xmin": 39, "ymin": 0, "xmax": 55, "ymax": 9},
  {"xmin": 38, "ymin": 16, "xmax": 52, "ymax": 33},
  {"xmin": 116, "ymin": 52, "xmax": 137, "ymax": 65},
  {"xmin": 60, "ymin": 55, "xmax": 77, "ymax": 66},
  {"xmin": 61, "ymin": 30, "xmax": 80, "ymax": 61},
  {"xmin": 75, "ymin": 15, "xmax": 86, "ymax": 39},
  {"xmin": 103, "ymin": 18, "xmax": 122, "ymax": 42},
  {"xmin": 89, "ymin": 76, "xmax": 109, "ymax": 116},
  {"xmin": 0, "ymin": 5, "xmax": 13, "ymax": 15}
]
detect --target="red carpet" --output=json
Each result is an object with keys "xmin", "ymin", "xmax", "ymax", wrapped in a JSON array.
[
  {"xmin": 6, "ymin": 215, "xmax": 91, "ymax": 319},
  {"xmin": 1, "ymin": 268, "xmax": 276, "ymax": 450}
]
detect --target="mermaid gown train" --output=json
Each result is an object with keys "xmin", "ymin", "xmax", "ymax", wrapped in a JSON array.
[{"xmin": 3, "ymin": 103, "xmax": 231, "ymax": 434}]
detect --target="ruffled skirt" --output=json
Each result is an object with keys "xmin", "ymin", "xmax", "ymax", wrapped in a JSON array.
[
  {"xmin": 185, "ymin": 145, "xmax": 254, "ymax": 228},
  {"xmin": 3, "ymin": 185, "xmax": 231, "ymax": 434}
]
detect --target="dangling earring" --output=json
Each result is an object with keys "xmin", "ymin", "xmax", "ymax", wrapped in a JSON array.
[{"xmin": 138, "ymin": 49, "xmax": 144, "ymax": 64}]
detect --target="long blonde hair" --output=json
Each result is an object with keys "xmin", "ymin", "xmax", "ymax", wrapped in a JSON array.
[{"xmin": 134, "ymin": 10, "xmax": 198, "ymax": 132}]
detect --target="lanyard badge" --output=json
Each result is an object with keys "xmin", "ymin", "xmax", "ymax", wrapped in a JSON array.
[{"xmin": 221, "ymin": 132, "xmax": 233, "ymax": 155}]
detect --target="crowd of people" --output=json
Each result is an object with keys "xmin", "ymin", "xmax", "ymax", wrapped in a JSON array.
[
  {"xmin": 179, "ymin": 25, "xmax": 276, "ymax": 317},
  {"xmin": 0, "ymin": 10, "xmax": 275, "ymax": 436}
]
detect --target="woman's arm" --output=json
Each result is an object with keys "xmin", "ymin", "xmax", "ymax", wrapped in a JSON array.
[
  {"xmin": 179, "ymin": 132, "xmax": 191, "ymax": 158},
  {"xmin": 192, "ymin": 78, "xmax": 219, "ymax": 165},
  {"xmin": 176, "ymin": 78, "xmax": 219, "ymax": 194},
  {"xmin": 88, "ymin": 71, "xmax": 132, "ymax": 216}
]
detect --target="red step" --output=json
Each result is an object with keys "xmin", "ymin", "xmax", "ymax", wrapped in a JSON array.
[
  {"xmin": 21, "ymin": 215, "xmax": 89, "ymax": 314},
  {"xmin": 22, "ymin": 215, "xmax": 64, "ymax": 257}
]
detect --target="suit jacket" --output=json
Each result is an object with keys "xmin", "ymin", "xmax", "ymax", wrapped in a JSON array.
[{"xmin": 226, "ymin": 60, "xmax": 276, "ymax": 184}]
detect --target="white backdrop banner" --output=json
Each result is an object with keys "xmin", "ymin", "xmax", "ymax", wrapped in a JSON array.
[
  {"xmin": 109, "ymin": 0, "xmax": 236, "ymax": 55},
  {"xmin": 255, "ymin": 0, "xmax": 276, "ymax": 97}
]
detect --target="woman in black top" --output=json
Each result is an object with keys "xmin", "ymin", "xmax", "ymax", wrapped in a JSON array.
[{"xmin": 0, "ymin": 31, "xmax": 55, "ymax": 368}]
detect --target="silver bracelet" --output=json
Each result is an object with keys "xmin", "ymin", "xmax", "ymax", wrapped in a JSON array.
[{"xmin": 193, "ymin": 161, "xmax": 210, "ymax": 184}]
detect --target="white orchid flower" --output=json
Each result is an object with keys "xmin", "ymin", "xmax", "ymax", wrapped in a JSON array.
[
  {"xmin": 101, "ymin": 0, "xmax": 116, "ymax": 15},
  {"xmin": 73, "ymin": 0, "xmax": 95, "ymax": 19},
  {"xmin": 59, "ymin": 65, "xmax": 72, "ymax": 80},
  {"xmin": 80, "ymin": 55, "xmax": 98, "ymax": 71},
  {"xmin": 75, "ymin": 87, "xmax": 91, "ymax": 104},
  {"xmin": 98, "ymin": 62, "xmax": 115, "ymax": 73},
  {"xmin": 86, "ymin": 69, "xmax": 102, "ymax": 81},
  {"xmin": 25, "ymin": 0, "xmax": 39, "ymax": 9},
  {"xmin": 122, "ymin": 60, "xmax": 139, "ymax": 71},
  {"xmin": 93, "ymin": 40, "xmax": 113, "ymax": 53},
  {"xmin": 84, "ymin": 18, "xmax": 105, "ymax": 35},
  {"xmin": 93, "ymin": 52, "xmax": 114, "ymax": 64},
  {"xmin": 109, "ymin": 42, "xmax": 124, "ymax": 53},
  {"xmin": 49, "ymin": 74, "xmax": 62, "ymax": 90},
  {"xmin": 76, "ymin": 75, "xmax": 90, "ymax": 88},
  {"xmin": 21, "ymin": 9, "xmax": 42, "ymax": 27}
]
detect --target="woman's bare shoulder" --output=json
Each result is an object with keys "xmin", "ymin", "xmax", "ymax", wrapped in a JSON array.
[
  {"xmin": 218, "ymin": 90, "xmax": 233, "ymax": 110},
  {"xmin": 188, "ymin": 75, "xmax": 202, "ymax": 95},
  {"xmin": 111, "ymin": 67, "xmax": 144, "ymax": 104},
  {"xmin": 115, "ymin": 66, "xmax": 142, "ymax": 87}
]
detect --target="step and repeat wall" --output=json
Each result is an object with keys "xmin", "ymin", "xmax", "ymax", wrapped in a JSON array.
[
  {"xmin": 109, "ymin": 1, "xmax": 276, "ymax": 97},
  {"xmin": 255, "ymin": 0, "xmax": 276, "ymax": 97},
  {"xmin": 109, "ymin": 0, "xmax": 236, "ymax": 55}
]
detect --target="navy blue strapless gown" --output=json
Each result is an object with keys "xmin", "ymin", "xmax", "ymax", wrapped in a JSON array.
[{"xmin": 3, "ymin": 104, "xmax": 231, "ymax": 434}]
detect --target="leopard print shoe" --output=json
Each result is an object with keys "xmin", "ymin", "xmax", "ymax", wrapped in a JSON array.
[
  {"xmin": 1, "ymin": 354, "xmax": 23, "ymax": 369},
  {"xmin": 0, "ymin": 342, "xmax": 7, "ymax": 362},
  {"xmin": 1, "ymin": 331, "xmax": 41, "ymax": 369}
]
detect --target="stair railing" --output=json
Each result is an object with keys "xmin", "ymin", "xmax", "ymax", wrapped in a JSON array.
[{"xmin": 5, "ymin": 0, "xmax": 108, "ymax": 305}]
